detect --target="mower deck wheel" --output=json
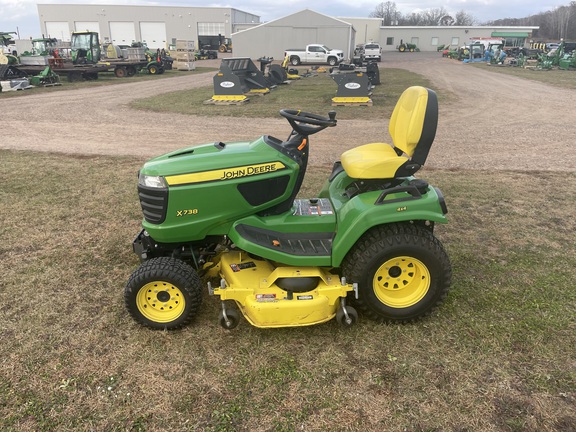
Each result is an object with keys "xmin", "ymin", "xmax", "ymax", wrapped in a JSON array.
[
  {"xmin": 219, "ymin": 308, "xmax": 240, "ymax": 330},
  {"xmin": 336, "ymin": 305, "xmax": 358, "ymax": 327}
]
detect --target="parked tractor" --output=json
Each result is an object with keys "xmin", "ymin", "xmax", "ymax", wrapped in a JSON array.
[{"xmin": 397, "ymin": 40, "xmax": 418, "ymax": 52}]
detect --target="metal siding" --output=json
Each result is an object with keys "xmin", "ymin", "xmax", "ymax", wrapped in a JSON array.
[
  {"xmin": 74, "ymin": 21, "xmax": 100, "ymax": 34},
  {"xmin": 140, "ymin": 22, "xmax": 167, "ymax": 49},
  {"xmin": 378, "ymin": 27, "xmax": 537, "ymax": 51},
  {"xmin": 232, "ymin": 10, "xmax": 353, "ymax": 60},
  {"xmin": 109, "ymin": 22, "xmax": 137, "ymax": 46},
  {"xmin": 37, "ymin": 5, "xmax": 257, "ymax": 46},
  {"xmin": 45, "ymin": 22, "xmax": 71, "ymax": 41}
]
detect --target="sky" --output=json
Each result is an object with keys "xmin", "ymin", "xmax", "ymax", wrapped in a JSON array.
[{"xmin": 1, "ymin": 0, "xmax": 569, "ymax": 40}]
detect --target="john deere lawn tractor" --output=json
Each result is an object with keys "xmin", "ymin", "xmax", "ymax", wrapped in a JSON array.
[{"xmin": 125, "ymin": 86, "xmax": 452, "ymax": 330}]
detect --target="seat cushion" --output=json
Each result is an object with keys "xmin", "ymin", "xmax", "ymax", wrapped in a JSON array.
[{"xmin": 340, "ymin": 143, "xmax": 408, "ymax": 179}]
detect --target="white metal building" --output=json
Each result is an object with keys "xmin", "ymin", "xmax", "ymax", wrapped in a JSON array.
[
  {"xmin": 377, "ymin": 26, "xmax": 539, "ymax": 51},
  {"xmin": 36, "ymin": 4, "xmax": 260, "ymax": 49},
  {"xmin": 232, "ymin": 10, "xmax": 356, "ymax": 60}
]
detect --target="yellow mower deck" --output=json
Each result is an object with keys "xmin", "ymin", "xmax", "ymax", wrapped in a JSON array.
[{"xmin": 210, "ymin": 250, "xmax": 354, "ymax": 328}]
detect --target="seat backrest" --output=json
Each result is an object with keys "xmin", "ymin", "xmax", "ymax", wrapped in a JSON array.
[{"xmin": 388, "ymin": 86, "xmax": 438, "ymax": 166}]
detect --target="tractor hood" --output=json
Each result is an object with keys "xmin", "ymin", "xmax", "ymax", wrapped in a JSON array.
[
  {"xmin": 137, "ymin": 135, "xmax": 302, "ymax": 243},
  {"xmin": 140, "ymin": 136, "xmax": 287, "ymax": 179}
]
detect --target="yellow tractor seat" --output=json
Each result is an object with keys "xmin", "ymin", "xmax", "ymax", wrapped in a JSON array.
[{"xmin": 341, "ymin": 86, "xmax": 438, "ymax": 179}]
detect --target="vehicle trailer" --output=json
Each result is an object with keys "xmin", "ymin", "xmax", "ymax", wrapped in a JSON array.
[{"xmin": 15, "ymin": 62, "xmax": 107, "ymax": 81}]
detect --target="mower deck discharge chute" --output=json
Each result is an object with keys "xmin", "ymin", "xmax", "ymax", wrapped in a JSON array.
[{"xmin": 126, "ymin": 86, "xmax": 452, "ymax": 330}]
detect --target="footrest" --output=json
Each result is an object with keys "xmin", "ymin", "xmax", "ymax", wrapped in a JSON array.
[{"xmin": 235, "ymin": 224, "xmax": 333, "ymax": 256}]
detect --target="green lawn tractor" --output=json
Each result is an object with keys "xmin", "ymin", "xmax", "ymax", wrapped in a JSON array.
[{"xmin": 125, "ymin": 86, "xmax": 452, "ymax": 330}]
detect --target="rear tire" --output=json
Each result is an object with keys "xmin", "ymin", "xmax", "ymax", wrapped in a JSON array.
[
  {"xmin": 342, "ymin": 223, "xmax": 451, "ymax": 323},
  {"xmin": 147, "ymin": 64, "xmax": 160, "ymax": 74},
  {"xmin": 290, "ymin": 56, "xmax": 300, "ymax": 66},
  {"xmin": 125, "ymin": 257, "xmax": 202, "ymax": 330}
]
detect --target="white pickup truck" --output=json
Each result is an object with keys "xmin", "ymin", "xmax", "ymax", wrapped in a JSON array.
[
  {"xmin": 363, "ymin": 43, "xmax": 382, "ymax": 61},
  {"xmin": 284, "ymin": 44, "xmax": 345, "ymax": 66}
]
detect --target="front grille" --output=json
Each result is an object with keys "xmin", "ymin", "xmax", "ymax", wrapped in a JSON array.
[{"xmin": 138, "ymin": 185, "xmax": 168, "ymax": 224}]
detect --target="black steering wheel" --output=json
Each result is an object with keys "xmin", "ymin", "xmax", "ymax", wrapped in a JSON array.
[{"xmin": 279, "ymin": 109, "xmax": 337, "ymax": 136}]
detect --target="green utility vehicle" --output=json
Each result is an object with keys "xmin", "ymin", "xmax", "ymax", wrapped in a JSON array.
[{"xmin": 125, "ymin": 86, "xmax": 452, "ymax": 330}]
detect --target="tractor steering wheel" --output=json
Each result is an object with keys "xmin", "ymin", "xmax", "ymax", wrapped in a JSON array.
[{"xmin": 279, "ymin": 109, "xmax": 337, "ymax": 136}]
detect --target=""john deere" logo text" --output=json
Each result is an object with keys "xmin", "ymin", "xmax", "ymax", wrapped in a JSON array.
[{"xmin": 220, "ymin": 163, "xmax": 279, "ymax": 180}]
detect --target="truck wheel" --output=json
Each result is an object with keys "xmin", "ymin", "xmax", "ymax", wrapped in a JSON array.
[
  {"xmin": 328, "ymin": 57, "xmax": 337, "ymax": 66},
  {"xmin": 126, "ymin": 66, "xmax": 137, "ymax": 77},
  {"xmin": 342, "ymin": 223, "xmax": 451, "ymax": 323},
  {"xmin": 290, "ymin": 56, "xmax": 300, "ymax": 66},
  {"xmin": 114, "ymin": 66, "xmax": 127, "ymax": 78},
  {"xmin": 125, "ymin": 257, "xmax": 203, "ymax": 330}
]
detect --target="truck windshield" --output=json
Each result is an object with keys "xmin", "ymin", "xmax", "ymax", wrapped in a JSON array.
[{"xmin": 322, "ymin": 45, "xmax": 331, "ymax": 51}]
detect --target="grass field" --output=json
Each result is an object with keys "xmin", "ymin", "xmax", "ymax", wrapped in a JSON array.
[
  {"xmin": 129, "ymin": 68, "xmax": 438, "ymax": 120},
  {"xmin": 470, "ymin": 62, "xmax": 576, "ymax": 89},
  {"xmin": 1, "ymin": 150, "xmax": 575, "ymax": 431}
]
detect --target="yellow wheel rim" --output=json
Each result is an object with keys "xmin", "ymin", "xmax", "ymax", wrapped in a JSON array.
[
  {"xmin": 136, "ymin": 281, "xmax": 185, "ymax": 323},
  {"xmin": 373, "ymin": 256, "xmax": 430, "ymax": 308}
]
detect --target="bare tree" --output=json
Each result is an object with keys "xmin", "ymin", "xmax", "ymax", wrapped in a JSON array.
[
  {"xmin": 454, "ymin": 10, "xmax": 476, "ymax": 26},
  {"xmin": 370, "ymin": 1, "xmax": 400, "ymax": 26}
]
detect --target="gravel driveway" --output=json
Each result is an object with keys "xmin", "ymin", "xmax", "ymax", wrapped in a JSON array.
[{"xmin": 3, "ymin": 52, "xmax": 574, "ymax": 172}]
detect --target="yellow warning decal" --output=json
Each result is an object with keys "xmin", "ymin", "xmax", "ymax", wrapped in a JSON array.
[{"xmin": 165, "ymin": 161, "xmax": 286, "ymax": 185}]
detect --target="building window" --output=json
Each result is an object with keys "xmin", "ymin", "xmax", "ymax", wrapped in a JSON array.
[
  {"xmin": 451, "ymin": 37, "xmax": 459, "ymax": 47},
  {"xmin": 197, "ymin": 22, "xmax": 225, "ymax": 35},
  {"xmin": 386, "ymin": 37, "xmax": 394, "ymax": 46},
  {"xmin": 431, "ymin": 37, "xmax": 439, "ymax": 46}
]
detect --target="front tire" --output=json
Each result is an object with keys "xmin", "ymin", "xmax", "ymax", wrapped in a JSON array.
[
  {"xmin": 328, "ymin": 57, "xmax": 337, "ymax": 66},
  {"xmin": 125, "ymin": 257, "xmax": 202, "ymax": 330},
  {"xmin": 342, "ymin": 224, "xmax": 451, "ymax": 323}
]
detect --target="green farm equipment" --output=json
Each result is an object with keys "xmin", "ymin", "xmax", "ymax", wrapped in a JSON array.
[
  {"xmin": 125, "ymin": 86, "xmax": 451, "ymax": 330},
  {"xmin": 71, "ymin": 31, "xmax": 101, "ymax": 65},
  {"xmin": 29, "ymin": 66, "xmax": 61, "ymax": 87},
  {"xmin": 398, "ymin": 41, "xmax": 418, "ymax": 52}
]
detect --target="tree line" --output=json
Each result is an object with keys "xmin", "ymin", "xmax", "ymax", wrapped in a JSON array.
[{"xmin": 370, "ymin": 1, "xmax": 575, "ymax": 40}]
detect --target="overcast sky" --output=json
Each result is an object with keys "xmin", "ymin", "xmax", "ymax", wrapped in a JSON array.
[{"xmin": 1, "ymin": 0, "xmax": 569, "ymax": 39}]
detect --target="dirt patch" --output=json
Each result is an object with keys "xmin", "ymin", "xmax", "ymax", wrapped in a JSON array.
[{"xmin": 3, "ymin": 52, "xmax": 575, "ymax": 172}]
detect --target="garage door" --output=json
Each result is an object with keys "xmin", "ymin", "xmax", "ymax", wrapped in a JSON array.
[
  {"xmin": 45, "ymin": 22, "xmax": 71, "ymax": 41},
  {"xmin": 75, "ymin": 21, "xmax": 100, "ymax": 33},
  {"xmin": 110, "ymin": 22, "xmax": 136, "ymax": 46},
  {"xmin": 140, "ymin": 22, "xmax": 166, "ymax": 50}
]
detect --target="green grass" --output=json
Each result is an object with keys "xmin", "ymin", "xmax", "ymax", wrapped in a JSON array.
[
  {"xmin": 470, "ymin": 62, "xmax": 576, "ymax": 89},
  {"xmin": 1, "ymin": 149, "xmax": 575, "ymax": 431},
  {"xmin": 129, "ymin": 68, "xmax": 438, "ymax": 120}
]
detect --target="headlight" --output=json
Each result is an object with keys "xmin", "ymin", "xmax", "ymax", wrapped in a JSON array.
[{"xmin": 138, "ymin": 173, "xmax": 167, "ymax": 189}]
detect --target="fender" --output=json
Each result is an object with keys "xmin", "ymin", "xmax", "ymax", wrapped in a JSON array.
[{"xmin": 325, "ymin": 172, "xmax": 448, "ymax": 266}]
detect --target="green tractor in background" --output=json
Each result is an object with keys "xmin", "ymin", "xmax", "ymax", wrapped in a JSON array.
[
  {"xmin": 398, "ymin": 40, "xmax": 418, "ymax": 52},
  {"xmin": 71, "ymin": 31, "xmax": 101, "ymax": 65}
]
